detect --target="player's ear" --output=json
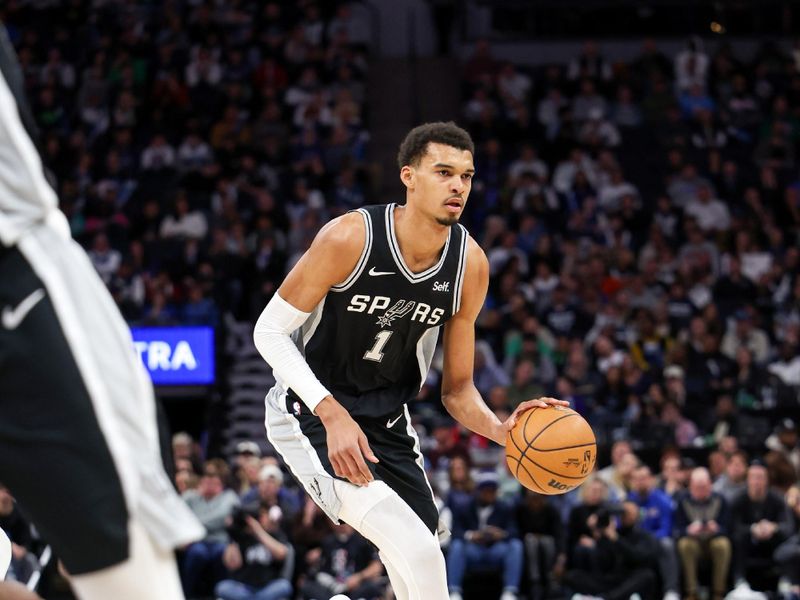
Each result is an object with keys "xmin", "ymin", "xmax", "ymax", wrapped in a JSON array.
[{"xmin": 400, "ymin": 165, "xmax": 415, "ymax": 190}]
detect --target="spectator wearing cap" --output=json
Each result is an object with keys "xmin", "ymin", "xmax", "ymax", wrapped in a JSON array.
[
  {"xmin": 730, "ymin": 462, "xmax": 793, "ymax": 590},
  {"xmin": 181, "ymin": 461, "xmax": 241, "ymax": 596},
  {"xmin": 241, "ymin": 464, "xmax": 299, "ymax": 530},
  {"xmin": 446, "ymin": 471, "xmax": 524, "ymax": 600},
  {"xmin": 663, "ymin": 365, "xmax": 687, "ymax": 407},
  {"xmin": 765, "ymin": 420, "xmax": 800, "ymax": 477},
  {"xmin": 235, "ymin": 456, "xmax": 262, "ymax": 498},
  {"xmin": 235, "ymin": 441, "xmax": 262, "ymax": 463},
  {"xmin": 226, "ymin": 444, "xmax": 255, "ymax": 483},
  {"xmin": 675, "ymin": 468, "xmax": 732, "ymax": 600}
]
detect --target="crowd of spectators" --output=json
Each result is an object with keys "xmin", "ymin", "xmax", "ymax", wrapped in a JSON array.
[
  {"xmin": 4, "ymin": 0, "xmax": 800, "ymax": 599},
  {"xmin": 3, "ymin": 0, "xmax": 372, "ymax": 328},
  {"xmin": 453, "ymin": 36, "xmax": 800, "ymax": 457},
  {"xmin": 161, "ymin": 429, "xmax": 800, "ymax": 600},
  {"xmin": 428, "ymin": 33, "xmax": 800, "ymax": 600}
]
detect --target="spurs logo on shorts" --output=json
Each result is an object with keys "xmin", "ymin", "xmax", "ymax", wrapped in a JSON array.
[{"xmin": 310, "ymin": 477, "xmax": 323, "ymax": 500}]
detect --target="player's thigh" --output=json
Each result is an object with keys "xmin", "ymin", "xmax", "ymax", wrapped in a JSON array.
[
  {"xmin": 362, "ymin": 415, "xmax": 439, "ymax": 533},
  {"xmin": 265, "ymin": 392, "xmax": 343, "ymax": 522},
  {"xmin": 0, "ymin": 246, "xmax": 129, "ymax": 575}
]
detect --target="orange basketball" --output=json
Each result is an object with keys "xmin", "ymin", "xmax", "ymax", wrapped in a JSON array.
[{"xmin": 506, "ymin": 405, "xmax": 596, "ymax": 495}]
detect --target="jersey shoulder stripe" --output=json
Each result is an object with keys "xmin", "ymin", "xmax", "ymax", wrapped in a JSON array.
[
  {"xmin": 330, "ymin": 208, "xmax": 372, "ymax": 292},
  {"xmin": 452, "ymin": 224, "xmax": 469, "ymax": 315}
]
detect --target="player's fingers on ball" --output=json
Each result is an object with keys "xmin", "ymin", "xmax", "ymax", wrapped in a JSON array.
[
  {"xmin": 540, "ymin": 396, "xmax": 569, "ymax": 406},
  {"xmin": 518, "ymin": 400, "xmax": 547, "ymax": 411}
]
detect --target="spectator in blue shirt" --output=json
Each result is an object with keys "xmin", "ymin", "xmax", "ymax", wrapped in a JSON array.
[
  {"xmin": 446, "ymin": 471, "xmax": 524, "ymax": 600},
  {"xmin": 629, "ymin": 465, "xmax": 680, "ymax": 600}
]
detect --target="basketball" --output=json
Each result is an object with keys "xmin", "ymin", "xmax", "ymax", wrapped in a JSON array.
[{"xmin": 506, "ymin": 405, "xmax": 596, "ymax": 495}]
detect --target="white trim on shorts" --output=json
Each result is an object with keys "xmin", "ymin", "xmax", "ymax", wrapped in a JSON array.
[
  {"xmin": 17, "ymin": 230, "xmax": 139, "ymax": 509},
  {"xmin": 264, "ymin": 386, "xmax": 393, "ymax": 524},
  {"xmin": 17, "ymin": 225, "xmax": 204, "ymax": 550},
  {"xmin": 403, "ymin": 405, "xmax": 436, "ymax": 504},
  {"xmin": 265, "ymin": 386, "xmax": 342, "ymax": 522}
]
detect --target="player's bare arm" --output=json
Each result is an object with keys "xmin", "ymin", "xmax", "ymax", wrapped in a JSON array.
[
  {"xmin": 273, "ymin": 212, "xmax": 380, "ymax": 487},
  {"xmin": 277, "ymin": 211, "xmax": 366, "ymax": 310},
  {"xmin": 441, "ymin": 238, "xmax": 567, "ymax": 445}
]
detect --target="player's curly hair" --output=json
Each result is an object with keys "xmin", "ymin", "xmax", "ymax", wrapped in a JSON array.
[{"xmin": 397, "ymin": 121, "xmax": 474, "ymax": 169}]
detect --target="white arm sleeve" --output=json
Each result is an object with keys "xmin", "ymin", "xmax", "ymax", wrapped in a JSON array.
[{"xmin": 253, "ymin": 293, "xmax": 331, "ymax": 414}]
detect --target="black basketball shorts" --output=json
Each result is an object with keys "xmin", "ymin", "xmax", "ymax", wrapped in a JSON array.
[
  {"xmin": 265, "ymin": 386, "xmax": 439, "ymax": 534},
  {"xmin": 0, "ymin": 226, "xmax": 202, "ymax": 574},
  {"xmin": 0, "ymin": 243, "xmax": 129, "ymax": 574}
]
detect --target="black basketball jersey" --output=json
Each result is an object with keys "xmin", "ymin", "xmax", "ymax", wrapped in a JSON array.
[{"xmin": 284, "ymin": 203, "xmax": 469, "ymax": 419}]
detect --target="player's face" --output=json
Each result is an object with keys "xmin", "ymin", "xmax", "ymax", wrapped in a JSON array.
[{"xmin": 406, "ymin": 142, "xmax": 474, "ymax": 226}]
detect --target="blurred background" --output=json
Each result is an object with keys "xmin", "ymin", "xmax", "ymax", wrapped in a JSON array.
[{"xmin": 1, "ymin": 1, "xmax": 799, "ymax": 599}]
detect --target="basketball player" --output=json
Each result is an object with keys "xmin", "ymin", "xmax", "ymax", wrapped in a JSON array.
[
  {"xmin": 254, "ymin": 121, "xmax": 567, "ymax": 600},
  {"xmin": 0, "ymin": 25, "xmax": 203, "ymax": 600}
]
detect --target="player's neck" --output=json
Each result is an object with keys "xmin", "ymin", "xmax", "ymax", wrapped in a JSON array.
[{"xmin": 393, "ymin": 204, "xmax": 450, "ymax": 272}]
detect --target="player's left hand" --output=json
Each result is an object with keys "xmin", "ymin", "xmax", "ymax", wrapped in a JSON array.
[{"xmin": 502, "ymin": 396, "xmax": 570, "ymax": 434}]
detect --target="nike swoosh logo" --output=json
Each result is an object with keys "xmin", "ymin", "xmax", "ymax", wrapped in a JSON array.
[
  {"xmin": 369, "ymin": 267, "xmax": 395, "ymax": 277},
  {"xmin": 386, "ymin": 414, "xmax": 403, "ymax": 429},
  {"xmin": 2, "ymin": 288, "xmax": 46, "ymax": 330}
]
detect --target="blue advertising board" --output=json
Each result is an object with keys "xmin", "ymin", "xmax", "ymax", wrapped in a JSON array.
[{"xmin": 130, "ymin": 326, "xmax": 215, "ymax": 385}]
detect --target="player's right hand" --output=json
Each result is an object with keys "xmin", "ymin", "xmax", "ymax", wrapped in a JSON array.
[{"xmin": 317, "ymin": 396, "xmax": 379, "ymax": 486}]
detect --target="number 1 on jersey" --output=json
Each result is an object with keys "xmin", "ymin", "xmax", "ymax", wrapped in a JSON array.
[{"xmin": 364, "ymin": 330, "xmax": 393, "ymax": 362}]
